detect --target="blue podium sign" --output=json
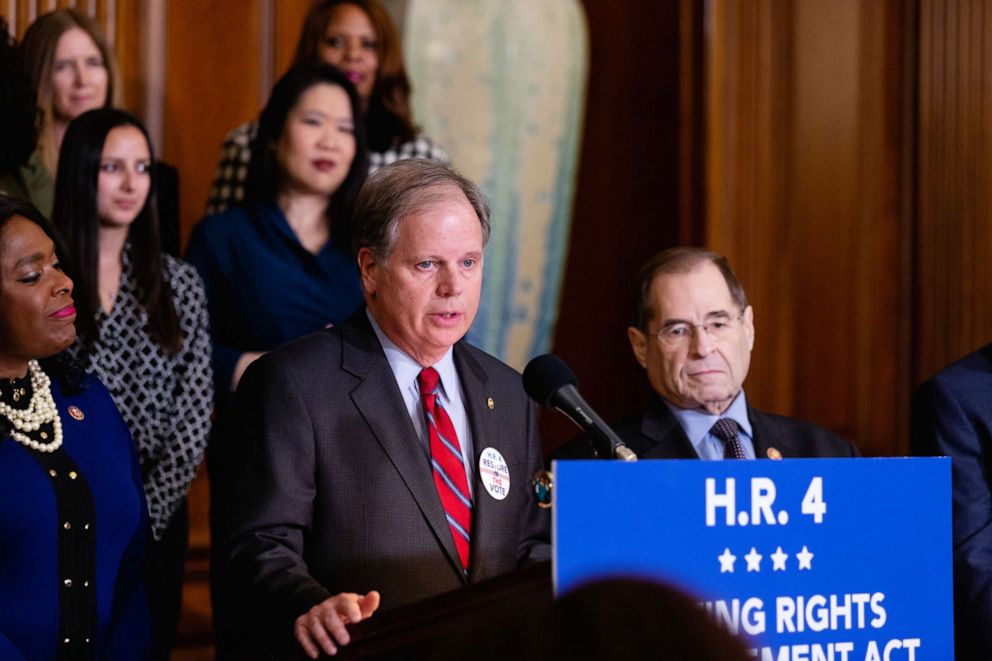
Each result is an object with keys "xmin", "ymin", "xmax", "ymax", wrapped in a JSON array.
[{"xmin": 553, "ymin": 458, "xmax": 952, "ymax": 659}]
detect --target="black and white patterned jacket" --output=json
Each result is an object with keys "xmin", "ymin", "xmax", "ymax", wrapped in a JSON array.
[{"xmin": 69, "ymin": 250, "xmax": 214, "ymax": 540}]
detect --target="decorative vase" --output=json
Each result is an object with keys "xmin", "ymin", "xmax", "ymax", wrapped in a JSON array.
[{"xmin": 403, "ymin": 0, "xmax": 588, "ymax": 369}]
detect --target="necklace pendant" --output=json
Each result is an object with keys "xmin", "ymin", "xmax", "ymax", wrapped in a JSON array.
[{"xmin": 1, "ymin": 361, "xmax": 64, "ymax": 453}]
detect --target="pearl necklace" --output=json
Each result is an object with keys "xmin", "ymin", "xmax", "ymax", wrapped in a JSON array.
[{"xmin": 0, "ymin": 360, "xmax": 63, "ymax": 453}]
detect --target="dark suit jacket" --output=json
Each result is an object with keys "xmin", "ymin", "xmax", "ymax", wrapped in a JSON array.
[
  {"xmin": 912, "ymin": 343, "xmax": 992, "ymax": 661},
  {"xmin": 211, "ymin": 311, "xmax": 550, "ymax": 652},
  {"xmin": 550, "ymin": 396, "xmax": 857, "ymax": 461}
]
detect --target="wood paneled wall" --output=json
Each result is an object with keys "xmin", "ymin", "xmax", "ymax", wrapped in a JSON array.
[
  {"xmin": 701, "ymin": 0, "xmax": 992, "ymax": 455},
  {"xmin": 4, "ymin": 0, "xmax": 117, "ymax": 37},
  {"xmin": 544, "ymin": 0, "xmax": 682, "ymax": 447},
  {"xmin": 701, "ymin": 0, "xmax": 914, "ymax": 456},
  {"xmin": 162, "ymin": 0, "xmax": 312, "ymax": 245},
  {"xmin": 703, "ymin": 0, "xmax": 795, "ymax": 418},
  {"xmin": 112, "ymin": 0, "xmax": 143, "ymax": 116},
  {"xmin": 163, "ymin": 0, "xmax": 267, "ymax": 239},
  {"xmin": 915, "ymin": 0, "xmax": 992, "ymax": 383}
]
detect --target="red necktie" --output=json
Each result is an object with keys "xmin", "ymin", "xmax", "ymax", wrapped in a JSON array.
[{"xmin": 418, "ymin": 367, "xmax": 472, "ymax": 569}]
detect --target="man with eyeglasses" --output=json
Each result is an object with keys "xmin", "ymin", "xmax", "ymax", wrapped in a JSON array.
[{"xmin": 552, "ymin": 247, "xmax": 857, "ymax": 461}]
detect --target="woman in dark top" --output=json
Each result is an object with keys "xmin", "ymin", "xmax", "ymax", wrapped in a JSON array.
[
  {"xmin": 186, "ymin": 62, "xmax": 367, "ymax": 395},
  {"xmin": 51, "ymin": 108, "xmax": 213, "ymax": 659},
  {"xmin": 0, "ymin": 195, "xmax": 149, "ymax": 659}
]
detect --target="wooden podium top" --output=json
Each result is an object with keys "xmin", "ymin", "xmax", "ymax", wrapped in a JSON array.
[{"xmin": 333, "ymin": 561, "xmax": 552, "ymax": 660}]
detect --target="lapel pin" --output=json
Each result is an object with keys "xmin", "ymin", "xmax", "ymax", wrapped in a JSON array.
[
  {"xmin": 767, "ymin": 447, "xmax": 782, "ymax": 460},
  {"xmin": 487, "ymin": 397, "xmax": 494, "ymax": 410},
  {"xmin": 67, "ymin": 406, "xmax": 85, "ymax": 421}
]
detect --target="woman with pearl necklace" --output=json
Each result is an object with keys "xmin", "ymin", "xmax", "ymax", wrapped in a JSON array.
[{"xmin": 0, "ymin": 195, "xmax": 150, "ymax": 659}]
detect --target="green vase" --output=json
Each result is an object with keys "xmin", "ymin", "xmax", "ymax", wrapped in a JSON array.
[{"xmin": 403, "ymin": 0, "xmax": 588, "ymax": 369}]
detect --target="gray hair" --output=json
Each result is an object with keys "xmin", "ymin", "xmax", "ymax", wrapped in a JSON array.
[
  {"xmin": 634, "ymin": 247, "xmax": 749, "ymax": 329},
  {"xmin": 351, "ymin": 159, "xmax": 491, "ymax": 260}
]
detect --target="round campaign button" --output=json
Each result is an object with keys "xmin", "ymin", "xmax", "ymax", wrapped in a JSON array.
[{"xmin": 478, "ymin": 447, "xmax": 510, "ymax": 500}]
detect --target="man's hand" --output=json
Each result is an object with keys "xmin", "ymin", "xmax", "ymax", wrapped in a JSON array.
[{"xmin": 294, "ymin": 591, "xmax": 381, "ymax": 658}]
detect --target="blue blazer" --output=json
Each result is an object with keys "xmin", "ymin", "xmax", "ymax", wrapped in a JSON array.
[
  {"xmin": 0, "ymin": 374, "xmax": 150, "ymax": 659},
  {"xmin": 185, "ymin": 203, "xmax": 363, "ymax": 395},
  {"xmin": 913, "ymin": 343, "xmax": 992, "ymax": 660}
]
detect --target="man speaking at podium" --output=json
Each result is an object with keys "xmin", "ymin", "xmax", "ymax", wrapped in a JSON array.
[
  {"xmin": 553, "ymin": 248, "xmax": 857, "ymax": 461},
  {"xmin": 212, "ymin": 160, "xmax": 550, "ymax": 659}
]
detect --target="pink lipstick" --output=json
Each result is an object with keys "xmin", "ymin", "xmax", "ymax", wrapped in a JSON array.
[{"xmin": 51, "ymin": 304, "xmax": 76, "ymax": 319}]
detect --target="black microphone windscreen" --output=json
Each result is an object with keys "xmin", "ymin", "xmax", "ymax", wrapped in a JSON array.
[{"xmin": 522, "ymin": 354, "xmax": 579, "ymax": 407}]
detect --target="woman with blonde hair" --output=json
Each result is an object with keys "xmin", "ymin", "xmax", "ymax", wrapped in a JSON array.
[{"xmin": 19, "ymin": 9, "xmax": 120, "ymax": 217}]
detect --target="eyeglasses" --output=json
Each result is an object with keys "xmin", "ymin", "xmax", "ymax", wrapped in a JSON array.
[{"xmin": 652, "ymin": 311, "xmax": 745, "ymax": 349}]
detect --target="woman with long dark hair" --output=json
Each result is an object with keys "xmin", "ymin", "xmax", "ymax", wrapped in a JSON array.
[
  {"xmin": 204, "ymin": 0, "xmax": 446, "ymax": 215},
  {"xmin": 186, "ymin": 62, "xmax": 368, "ymax": 395},
  {"xmin": 188, "ymin": 62, "xmax": 369, "ymax": 658},
  {"xmin": 0, "ymin": 195, "xmax": 150, "ymax": 658},
  {"xmin": 51, "ymin": 108, "xmax": 212, "ymax": 659}
]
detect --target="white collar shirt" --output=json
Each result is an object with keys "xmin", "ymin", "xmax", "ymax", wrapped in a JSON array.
[
  {"xmin": 367, "ymin": 310, "xmax": 475, "ymax": 495},
  {"xmin": 662, "ymin": 390, "xmax": 756, "ymax": 460}
]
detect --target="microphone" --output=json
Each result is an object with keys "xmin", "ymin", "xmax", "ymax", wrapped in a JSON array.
[{"xmin": 523, "ymin": 354, "xmax": 637, "ymax": 461}]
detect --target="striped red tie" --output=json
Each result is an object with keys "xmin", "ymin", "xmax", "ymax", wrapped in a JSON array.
[{"xmin": 418, "ymin": 367, "xmax": 472, "ymax": 570}]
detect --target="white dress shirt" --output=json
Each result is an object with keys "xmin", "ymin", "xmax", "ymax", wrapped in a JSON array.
[{"xmin": 368, "ymin": 310, "xmax": 475, "ymax": 494}]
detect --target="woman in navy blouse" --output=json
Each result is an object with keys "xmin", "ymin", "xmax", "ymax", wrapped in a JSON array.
[{"xmin": 186, "ymin": 62, "xmax": 368, "ymax": 396}]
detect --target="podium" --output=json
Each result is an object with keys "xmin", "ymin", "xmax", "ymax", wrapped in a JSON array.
[
  {"xmin": 274, "ymin": 457, "xmax": 952, "ymax": 659},
  {"xmin": 329, "ymin": 562, "xmax": 550, "ymax": 659}
]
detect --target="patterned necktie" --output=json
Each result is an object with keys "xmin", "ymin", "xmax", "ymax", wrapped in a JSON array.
[
  {"xmin": 711, "ymin": 418, "xmax": 747, "ymax": 460},
  {"xmin": 418, "ymin": 367, "xmax": 472, "ymax": 569}
]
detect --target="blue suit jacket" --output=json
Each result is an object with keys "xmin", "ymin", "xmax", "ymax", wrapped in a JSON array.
[{"xmin": 912, "ymin": 343, "xmax": 992, "ymax": 660}]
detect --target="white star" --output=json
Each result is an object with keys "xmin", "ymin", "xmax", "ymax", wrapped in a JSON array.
[
  {"xmin": 744, "ymin": 547, "xmax": 763, "ymax": 572},
  {"xmin": 796, "ymin": 545, "xmax": 814, "ymax": 570},
  {"xmin": 771, "ymin": 546, "xmax": 789, "ymax": 571},
  {"xmin": 718, "ymin": 547, "xmax": 737, "ymax": 573}
]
